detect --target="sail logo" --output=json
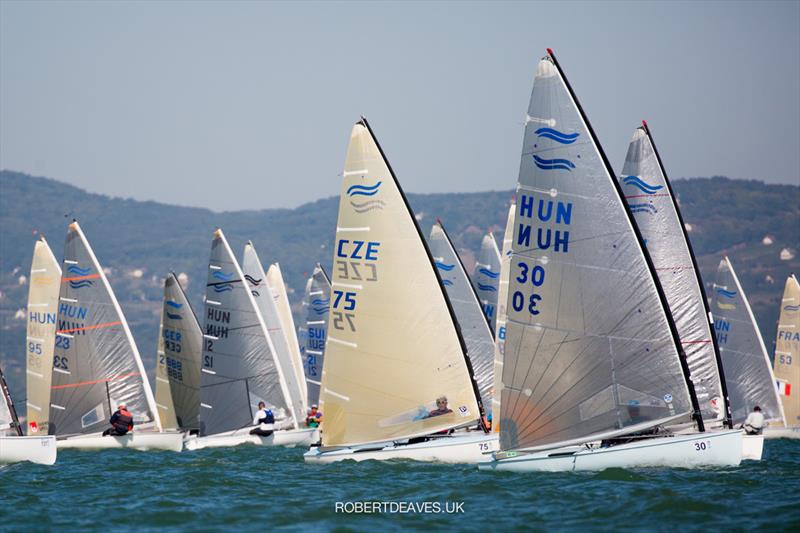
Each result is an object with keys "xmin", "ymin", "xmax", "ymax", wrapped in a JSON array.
[
  {"xmin": 715, "ymin": 288, "xmax": 737, "ymax": 310},
  {"xmin": 477, "ymin": 282, "xmax": 497, "ymax": 292},
  {"xmin": 478, "ymin": 267, "xmax": 499, "ymax": 279},
  {"xmin": 212, "ymin": 271, "xmax": 235, "ymax": 281},
  {"xmin": 533, "ymin": 155, "xmax": 575, "ymax": 171},
  {"xmin": 67, "ymin": 265, "xmax": 92, "ymax": 276},
  {"xmin": 435, "ymin": 261, "xmax": 455, "ymax": 272},
  {"xmin": 312, "ymin": 297, "xmax": 330, "ymax": 315},
  {"xmin": 535, "ymin": 127, "xmax": 579, "ymax": 145},
  {"xmin": 213, "ymin": 283, "xmax": 234, "ymax": 293},
  {"xmin": 623, "ymin": 175, "xmax": 664, "ymax": 195},
  {"xmin": 69, "ymin": 279, "xmax": 94, "ymax": 289},
  {"xmin": 347, "ymin": 181, "xmax": 386, "ymax": 213},
  {"xmin": 65, "ymin": 265, "xmax": 96, "ymax": 289},
  {"xmin": 165, "ymin": 299, "xmax": 183, "ymax": 320},
  {"xmin": 442, "ymin": 279, "xmax": 454, "ymax": 287},
  {"xmin": 629, "ymin": 202, "xmax": 658, "ymax": 216},
  {"xmin": 784, "ymin": 304, "xmax": 800, "ymax": 312},
  {"xmin": 244, "ymin": 274, "xmax": 262, "ymax": 286}
]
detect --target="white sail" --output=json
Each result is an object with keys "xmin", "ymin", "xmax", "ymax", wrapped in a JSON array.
[
  {"xmin": 429, "ymin": 220, "xmax": 495, "ymax": 414},
  {"xmin": 618, "ymin": 123, "xmax": 728, "ymax": 426},
  {"xmin": 499, "ymin": 51, "xmax": 695, "ymax": 453},
  {"xmin": 473, "ymin": 232, "xmax": 502, "ymax": 328},
  {"xmin": 50, "ymin": 221, "xmax": 161, "ymax": 435},
  {"xmin": 242, "ymin": 243, "xmax": 305, "ymax": 428},
  {"xmin": 1, "ymin": 365, "xmax": 22, "ymax": 436},
  {"xmin": 774, "ymin": 275, "xmax": 800, "ymax": 427},
  {"xmin": 299, "ymin": 264, "xmax": 331, "ymax": 406},
  {"xmin": 25, "ymin": 236, "xmax": 61, "ymax": 434},
  {"xmin": 266, "ymin": 263, "xmax": 308, "ymax": 411},
  {"xmin": 711, "ymin": 257, "xmax": 786, "ymax": 425},
  {"xmin": 319, "ymin": 118, "xmax": 482, "ymax": 447},
  {"xmin": 492, "ymin": 199, "xmax": 515, "ymax": 433}
]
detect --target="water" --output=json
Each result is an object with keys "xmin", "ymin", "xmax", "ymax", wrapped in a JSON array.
[{"xmin": 2, "ymin": 440, "xmax": 799, "ymax": 531}]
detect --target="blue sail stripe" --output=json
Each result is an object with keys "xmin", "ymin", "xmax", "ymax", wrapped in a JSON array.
[
  {"xmin": 435, "ymin": 261, "xmax": 455, "ymax": 271},
  {"xmin": 442, "ymin": 279, "xmax": 454, "ymax": 286},
  {"xmin": 477, "ymin": 283, "xmax": 498, "ymax": 292},
  {"xmin": 533, "ymin": 155, "xmax": 575, "ymax": 171},
  {"xmin": 716, "ymin": 288, "xmax": 737, "ymax": 299},
  {"xmin": 212, "ymin": 271, "xmax": 235, "ymax": 281},
  {"xmin": 534, "ymin": 127, "xmax": 579, "ymax": 144},
  {"xmin": 67, "ymin": 265, "xmax": 92, "ymax": 276},
  {"xmin": 166, "ymin": 312, "xmax": 182, "ymax": 320},
  {"xmin": 165, "ymin": 300, "xmax": 183, "ymax": 309},
  {"xmin": 346, "ymin": 181, "xmax": 382, "ymax": 196},
  {"xmin": 478, "ymin": 268, "xmax": 500, "ymax": 279},
  {"xmin": 783, "ymin": 305, "xmax": 799, "ymax": 312},
  {"xmin": 623, "ymin": 175, "xmax": 664, "ymax": 194}
]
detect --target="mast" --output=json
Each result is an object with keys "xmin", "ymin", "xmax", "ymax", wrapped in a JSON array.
[{"xmin": 0, "ymin": 366, "xmax": 23, "ymax": 436}]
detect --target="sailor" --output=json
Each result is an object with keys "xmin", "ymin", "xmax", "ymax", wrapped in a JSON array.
[
  {"xmin": 306, "ymin": 404, "xmax": 323, "ymax": 428},
  {"xmin": 427, "ymin": 396, "xmax": 453, "ymax": 418},
  {"xmin": 250, "ymin": 401, "xmax": 275, "ymax": 437},
  {"xmin": 742, "ymin": 405, "xmax": 765, "ymax": 435},
  {"xmin": 102, "ymin": 404, "xmax": 134, "ymax": 436}
]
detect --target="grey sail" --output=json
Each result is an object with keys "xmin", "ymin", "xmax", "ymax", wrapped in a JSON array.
[
  {"xmin": 619, "ymin": 123, "xmax": 729, "ymax": 426},
  {"xmin": 200, "ymin": 229, "xmax": 292, "ymax": 436},
  {"xmin": 155, "ymin": 273, "xmax": 203, "ymax": 431},
  {"xmin": 49, "ymin": 221, "xmax": 160, "ymax": 436},
  {"xmin": 473, "ymin": 232, "xmax": 502, "ymax": 328},
  {"xmin": 429, "ymin": 220, "xmax": 495, "ymax": 414},
  {"xmin": 711, "ymin": 257, "xmax": 785, "ymax": 425},
  {"xmin": 298, "ymin": 264, "xmax": 331, "ymax": 406},
  {"xmin": 241, "ymin": 242, "xmax": 303, "ymax": 428},
  {"xmin": 499, "ymin": 51, "xmax": 694, "ymax": 453},
  {"xmin": 1, "ymin": 365, "xmax": 22, "ymax": 436}
]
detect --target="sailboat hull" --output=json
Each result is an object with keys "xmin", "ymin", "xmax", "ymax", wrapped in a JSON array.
[
  {"xmin": 479, "ymin": 430, "xmax": 742, "ymax": 472},
  {"xmin": 56, "ymin": 431, "xmax": 183, "ymax": 451},
  {"xmin": 183, "ymin": 427, "xmax": 318, "ymax": 451},
  {"xmin": 304, "ymin": 432, "xmax": 498, "ymax": 464},
  {"xmin": 763, "ymin": 426, "xmax": 800, "ymax": 439},
  {"xmin": 742, "ymin": 434, "xmax": 764, "ymax": 460},
  {"xmin": 0, "ymin": 435, "xmax": 57, "ymax": 465}
]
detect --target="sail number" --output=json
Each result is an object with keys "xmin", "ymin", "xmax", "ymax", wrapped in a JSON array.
[
  {"xmin": 693, "ymin": 440, "xmax": 711, "ymax": 452},
  {"xmin": 779, "ymin": 354, "xmax": 793, "ymax": 365},
  {"xmin": 332, "ymin": 289, "xmax": 357, "ymax": 332},
  {"xmin": 53, "ymin": 355, "xmax": 69, "ymax": 371},
  {"xmin": 512, "ymin": 260, "xmax": 545, "ymax": 315},
  {"xmin": 28, "ymin": 341, "xmax": 43, "ymax": 355}
]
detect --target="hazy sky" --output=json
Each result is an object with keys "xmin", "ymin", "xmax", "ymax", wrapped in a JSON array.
[{"xmin": 1, "ymin": 1, "xmax": 798, "ymax": 211}]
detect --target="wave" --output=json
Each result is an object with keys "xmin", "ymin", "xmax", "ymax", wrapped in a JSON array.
[
  {"xmin": 479, "ymin": 268, "xmax": 499, "ymax": 279},
  {"xmin": 533, "ymin": 154, "xmax": 575, "ymax": 171},
  {"xmin": 67, "ymin": 265, "xmax": 92, "ymax": 276},
  {"xmin": 629, "ymin": 202, "xmax": 658, "ymax": 215},
  {"xmin": 311, "ymin": 298, "xmax": 330, "ymax": 306},
  {"xmin": 213, "ymin": 283, "xmax": 234, "ymax": 293},
  {"xmin": 68, "ymin": 280, "xmax": 94, "ymax": 289},
  {"xmin": 435, "ymin": 261, "xmax": 455, "ymax": 271},
  {"xmin": 477, "ymin": 283, "xmax": 498, "ymax": 292},
  {"xmin": 165, "ymin": 300, "xmax": 183, "ymax": 309},
  {"xmin": 251, "ymin": 290, "xmax": 260, "ymax": 297},
  {"xmin": 212, "ymin": 271, "xmax": 235, "ymax": 281},
  {"xmin": 535, "ymin": 127, "xmax": 579, "ymax": 144},
  {"xmin": 623, "ymin": 175, "xmax": 664, "ymax": 195},
  {"xmin": 351, "ymin": 199, "xmax": 386, "ymax": 213},
  {"xmin": 784, "ymin": 305, "xmax": 800, "ymax": 312},
  {"xmin": 166, "ymin": 312, "xmax": 182, "ymax": 320},
  {"xmin": 347, "ymin": 181, "xmax": 382, "ymax": 197},
  {"xmin": 313, "ymin": 307, "xmax": 330, "ymax": 314},
  {"xmin": 244, "ymin": 274, "xmax": 262, "ymax": 285},
  {"xmin": 442, "ymin": 279, "xmax": 454, "ymax": 286},
  {"xmin": 716, "ymin": 288, "xmax": 737, "ymax": 299}
]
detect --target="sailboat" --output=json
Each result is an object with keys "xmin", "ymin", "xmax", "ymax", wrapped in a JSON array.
[
  {"xmin": 50, "ymin": 221, "xmax": 183, "ymax": 451},
  {"xmin": 154, "ymin": 273, "xmax": 202, "ymax": 435},
  {"xmin": 1, "ymin": 363, "xmax": 56, "ymax": 465},
  {"xmin": 184, "ymin": 230, "xmax": 316, "ymax": 450},
  {"xmin": 711, "ymin": 257, "xmax": 788, "ymax": 441},
  {"xmin": 299, "ymin": 264, "xmax": 331, "ymax": 407},
  {"xmin": 473, "ymin": 232, "xmax": 502, "ymax": 328},
  {"xmin": 616, "ymin": 123, "xmax": 761, "ymax": 457},
  {"xmin": 304, "ymin": 118, "xmax": 496, "ymax": 464},
  {"xmin": 25, "ymin": 235, "xmax": 61, "ymax": 436},
  {"xmin": 768, "ymin": 275, "xmax": 800, "ymax": 438},
  {"xmin": 481, "ymin": 50, "xmax": 741, "ymax": 473},
  {"xmin": 491, "ymin": 199, "xmax": 515, "ymax": 433},
  {"xmin": 429, "ymin": 220, "xmax": 496, "ymax": 416}
]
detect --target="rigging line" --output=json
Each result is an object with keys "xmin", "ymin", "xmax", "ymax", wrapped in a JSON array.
[
  {"xmin": 56, "ymin": 321, "xmax": 122, "ymax": 334},
  {"xmin": 205, "ymin": 279, "xmax": 243, "ymax": 287},
  {"xmin": 51, "ymin": 372, "xmax": 142, "ymax": 390}
]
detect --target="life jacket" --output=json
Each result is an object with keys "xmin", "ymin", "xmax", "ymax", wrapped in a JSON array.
[
  {"xmin": 257, "ymin": 409, "xmax": 274, "ymax": 425},
  {"xmin": 113, "ymin": 409, "xmax": 134, "ymax": 433}
]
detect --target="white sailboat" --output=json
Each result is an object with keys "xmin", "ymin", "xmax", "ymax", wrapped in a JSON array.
[
  {"xmin": 49, "ymin": 221, "xmax": 183, "ymax": 451},
  {"xmin": 481, "ymin": 50, "xmax": 741, "ymax": 473},
  {"xmin": 711, "ymin": 257, "xmax": 789, "ymax": 444},
  {"xmin": 1, "ymin": 363, "xmax": 56, "ymax": 465},
  {"xmin": 491, "ymin": 199, "xmax": 515, "ymax": 434},
  {"xmin": 473, "ymin": 231, "xmax": 502, "ymax": 328},
  {"xmin": 769, "ymin": 275, "xmax": 800, "ymax": 438},
  {"xmin": 184, "ymin": 231, "xmax": 316, "ymax": 450},
  {"xmin": 298, "ymin": 264, "xmax": 331, "ymax": 407},
  {"xmin": 305, "ymin": 118, "xmax": 497, "ymax": 464}
]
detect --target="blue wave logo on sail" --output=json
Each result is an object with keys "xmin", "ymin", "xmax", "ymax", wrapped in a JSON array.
[
  {"xmin": 435, "ymin": 261, "xmax": 455, "ymax": 272},
  {"xmin": 244, "ymin": 274, "xmax": 261, "ymax": 286},
  {"xmin": 347, "ymin": 182, "xmax": 385, "ymax": 213},
  {"xmin": 442, "ymin": 279, "xmax": 454, "ymax": 287},
  {"xmin": 311, "ymin": 298, "xmax": 330, "ymax": 306},
  {"xmin": 623, "ymin": 175, "xmax": 664, "ymax": 195},
  {"xmin": 535, "ymin": 128, "xmax": 579, "ymax": 144},
  {"xmin": 783, "ymin": 304, "xmax": 800, "ymax": 312},
  {"xmin": 533, "ymin": 155, "xmax": 575, "ymax": 171},
  {"xmin": 68, "ymin": 279, "xmax": 94, "ymax": 289},
  {"xmin": 166, "ymin": 300, "xmax": 183, "ymax": 309},
  {"xmin": 213, "ymin": 283, "xmax": 234, "ymax": 293},
  {"xmin": 67, "ymin": 265, "xmax": 92, "ymax": 276},
  {"xmin": 347, "ymin": 181, "xmax": 382, "ymax": 197},
  {"xmin": 716, "ymin": 288, "xmax": 737, "ymax": 310},
  {"xmin": 478, "ymin": 267, "xmax": 499, "ymax": 279},
  {"xmin": 629, "ymin": 202, "xmax": 658, "ymax": 216},
  {"xmin": 166, "ymin": 312, "xmax": 182, "ymax": 320},
  {"xmin": 477, "ymin": 282, "xmax": 497, "ymax": 292},
  {"xmin": 313, "ymin": 307, "xmax": 330, "ymax": 315},
  {"xmin": 212, "ymin": 271, "xmax": 235, "ymax": 281}
]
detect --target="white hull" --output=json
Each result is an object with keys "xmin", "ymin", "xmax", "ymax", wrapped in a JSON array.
[
  {"xmin": 56, "ymin": 431, "xmax": 183, "ymax": 452},
  {"xmin": 0, "ymin": 435, "xmax": 57, "ymax": 465},
  {"xmin": 479, "ymin": 430, "xmax": 742, "ymax": 472},
  {"xmin": 184, "ymin": 427, "xmax": 318, "ymax": 451},
  {"xmin": 742, "ymin": 434, "xmax": 764, "ymax": 460},
  {"xmin": 763, "ymin": 426, "xmax": 800, "ymax": 440},
  {"xmin": 304, "ymin": 432, "xmax": 498, "ymax": 464}
]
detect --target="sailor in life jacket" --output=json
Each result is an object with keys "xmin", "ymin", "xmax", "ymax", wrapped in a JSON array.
[
  {"xmin": 249, "ymin": 401, "xmax": 275, "ymax": 437},
  {"xmin": 306, "ymin": 404, "xmax": 322, "ymax": 428},
  {"xmin": 742, "ymin": 405, "xmax": 765, "ymax": 435},
  {"xmin": 103, "ymin": 404, "xmax": 134, "ymax": 436}
]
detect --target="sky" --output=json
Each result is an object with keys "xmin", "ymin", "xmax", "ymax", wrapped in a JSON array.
[{"xmin": 1, "ymin": 1, "xmax": 798, "ymax": 211}]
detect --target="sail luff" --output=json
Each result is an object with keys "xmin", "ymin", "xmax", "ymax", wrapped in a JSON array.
[
  {"xmin": 0, "ymin": 365, "xmax": 23, "ymax": 436},
  {"xmin": 774, "ymin": 275, "xmax": 800, "ymax": 426}
]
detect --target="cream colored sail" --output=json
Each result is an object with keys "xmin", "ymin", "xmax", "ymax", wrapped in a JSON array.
[
  {"xmin": 266, "ymin": 263, "xmax": 308, "ymax": 411},
  {"xmin": 24, "ymin": 236, "xmax": 61, "ymax": 435},
  {"xmin": 774, "ymin": 275, "xmax": 800, "ymax": 427},
  {"xmin": 319, "ymin": 118, "xmax": 481, "ymax": 447},
  {"xmin": 492, "ymin": 200, "xmax": 515, "ymax": 434}
]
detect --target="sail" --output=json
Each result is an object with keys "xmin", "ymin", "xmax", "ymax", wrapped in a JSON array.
[
  {"xmin": 492, "ymin": 199, "xmax": 515, "ymax": 433},
  {"xmin": 712, "ymin": 257, "xmax": 785, "ymax": 425},
  {"xmin": 775, "ymin": 275, "xmax": 800, "ymax": 427},
  {"xmin": 266, "ymin": 263, "xmax": 308, "ymax": 411},
  {"xmin": 200, "ymin": 230, "xmax": 296, "ymax": 436},
  {"xmin": 1, "ymin": 365, "xmax": 22, "ymax": 436},
  {"xmin": 241, "ymin": 243, "xmax": 304, "ymax": 427},
  {"xmin": 319, "ymin": 118, "xmax": 482, "ymax": 447},
  {"xmin": 299, "ymin": 264, "xmax": 331, "ymax": 406},
  {"xmin": 25, "ymin": 236, "xmax": 62, "ymax": 434},
  {"xmin": 499, "ymin": 51, "xmax": 694, "ymax": 453},
  {"xmin": 473, "ymin": 232, "xmax": 502, "ymax": 328},
  {"xmin": 155, "ymin": 273, "xmax": 202, "ymax": 431},
  {"xmin": 429, "ymin": 220, "xmax": 495, "ymax": 413},
  {"xmin": 619, "ymin": 123, "xmax": 728, "ymax": 426},
  {"xmin": 49, "ymin": 221, "xmax": 160, "ymax": 436}
]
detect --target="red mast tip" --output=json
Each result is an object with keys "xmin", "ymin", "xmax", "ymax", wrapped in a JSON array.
[
  {"xmin": 436, "ymin": 217, "xmax": 442, "ymax": 225},
  {"xmin": 546, "ymin": 48, "xmax": 554, "ymax": 56},
  {"xmin": 642, "ymin": 119, "xmax": 648, "ymax": 128}
]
